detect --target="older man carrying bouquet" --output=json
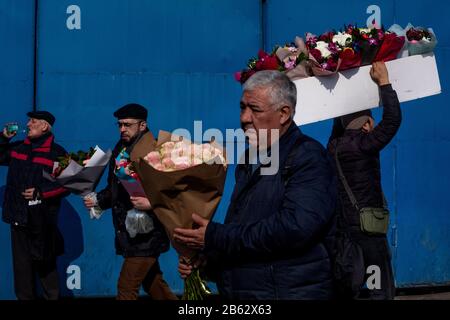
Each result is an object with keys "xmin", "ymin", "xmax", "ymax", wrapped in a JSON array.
[{"xmin": 175, "ymin": 71, "xmax": 337, "ymax": 300}]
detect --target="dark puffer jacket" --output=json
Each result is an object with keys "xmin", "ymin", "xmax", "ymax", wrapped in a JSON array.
[
  {"xmin": 327, "ymin": 84, "xmax": 402, "ymax": 226},
  {"xmin": 96, "ymin": 131, "xmax": 170, "ymax": 258},
  {"xmin": 204, "ymin": 122, "xmax": 337, "ymax": 300},
  {"xmin": 0, "ymin": 132, "xmax": 69, "ymax": 261}
]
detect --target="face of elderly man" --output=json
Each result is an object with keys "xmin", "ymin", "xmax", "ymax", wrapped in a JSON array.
[
  {"xmin": 26, "ymin": 118, "xmax": 50, "ymax": 139},
  {"xmin": 240, "ymin": 86, "xmax": 291, "ymax": 147}
]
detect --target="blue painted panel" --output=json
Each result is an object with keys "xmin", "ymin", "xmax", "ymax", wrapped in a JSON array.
[{"xmin": 0, "ymin": 0, "xmax": 35, "ymax": 300}]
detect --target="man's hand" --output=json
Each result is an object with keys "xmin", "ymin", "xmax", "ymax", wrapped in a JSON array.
[
  {"xmin": 130, "ymin": 196, "xmax": 152, "ymax": 211},
  {"xmin": 2, "ymin": 127, "xmax": 16, "ymax": 139},
  {"xmin": 83, "ymin": 197, "xmax": 96, "ymax": 208},
  {"xmin": 173, "ymin": 213, "xmax": 208, "ymax": 250},
  {"xmin": 178, "ymin": 256, "xmax": 194, "ymax": 279},
  {"xmin": 22, "ymin": 188, "xmax": 36, "ymax": 200},
  {"xmin": 370, "ymin": 61, "xmax": 390, "ymax": 86},
  {"xmin": 178, "ymin": 255, "xmax": 206, "ymax": 279}
]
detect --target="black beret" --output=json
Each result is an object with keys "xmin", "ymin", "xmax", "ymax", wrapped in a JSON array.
[
  {"xmin": 113, "ymin": 103, "xmax": 148, "ymax": 120},
  {"xmin": 27, "ymin": 110, "xmax": 56, "ymax": 126}
]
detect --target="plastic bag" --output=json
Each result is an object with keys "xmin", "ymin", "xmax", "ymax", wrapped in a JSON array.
[
  {"xmin": 84, "ymin": 192, "xmax": 104, "ymax": 219},
  {"xmin": 125, "ymin": 209, "xmax": 154, "ymax": 238}
]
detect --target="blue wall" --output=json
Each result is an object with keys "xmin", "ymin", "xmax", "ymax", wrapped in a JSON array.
[
  {"xmin": 0, "ymin": 0, "xmax": 36, "ymax": 298},
  {"xmin": 0, "ymin": 0, "xmax": 449, "ymax": 298}
]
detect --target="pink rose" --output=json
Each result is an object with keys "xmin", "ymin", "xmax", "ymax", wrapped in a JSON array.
[
  {"xmin": 146, "ymin": 151, "xmax": 161, "ymax": 166},
  {"xmin": 173, "ymin": 156, "xmax": 191, "ymax": 170},
  {"xmin": 162, "ymin": 157, "xmax": 175, "ymax": 170}
]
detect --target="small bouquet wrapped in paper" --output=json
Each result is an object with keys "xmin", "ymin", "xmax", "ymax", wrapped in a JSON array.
[
  {"xmin": 389, "ymin": 23, "xmax": 437, "ymax": 57},
  {"xmin": 44, "ymin": 146, "xmax": 112, "ymax": 219},
  {"xmin": 114, "ymin": 140, "xmax": 155, "ymax": 238},
  {"xmin": 133, "ymin": 131, "xmax": 227, "ymax": 300}
]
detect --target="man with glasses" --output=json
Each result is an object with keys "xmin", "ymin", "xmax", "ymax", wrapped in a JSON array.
[
  {"xmin": 1, "ymin": 111, "xmax": 69, "ymax": 299},
  {"xmin": 83, "ymin": 103, "xmax": 177, "ymax": 300}
]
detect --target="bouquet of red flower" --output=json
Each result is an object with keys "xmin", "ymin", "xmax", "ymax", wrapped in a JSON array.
[
  {"xmin": 406, "ymin": 26, "xmax": 437, "ymax": 56},
  {"xmin": 52, "ymin": 147, "xmax": 96, "ymax": 178},
  {"xmin": 44, "ymin": 146, "xmax": 112, "ymax": 218},
  {"xmin": 235, "ymin": 42, "xmax": 309, "ymax": 84},
  {"xmin": 235, "ymin": 23, "xmax": 409, "ymax": 83},
  {"xmin": 389, "ymin": 23, "xmax": 437, "ymax": 57}
]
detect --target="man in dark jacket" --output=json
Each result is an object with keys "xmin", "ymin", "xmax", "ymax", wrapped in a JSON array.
[
  {"xmin": 83, "ymin": 103, "xmax": 177, "ymax": 300},
  {"xmin": 1, "ymin": 111, "xmax": 69, "ymax": 300},
  {"xmin": 327, "ymin": 62, "xmax": 402, "ymax": 300},
  {"xmin": 174, "ymin": 71, "xmax": 337, "ymax": 300}
]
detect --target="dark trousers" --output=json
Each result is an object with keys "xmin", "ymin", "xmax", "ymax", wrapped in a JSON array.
[
  {"xmin": 11, "ymin": 225, "xmax": 59, "ymax": 300},
  {"xmin": 117, "ymin": 256, "xmax": 178, "ymax": 300},
  {"xmin": 350, "ymin": 230, "xmax": 396, "ymax": 300}
]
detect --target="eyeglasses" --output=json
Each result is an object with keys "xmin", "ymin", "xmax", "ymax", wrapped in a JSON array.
[{"xmin": 116, "ymin": 121, "xmax": 142, "ymax": 128}]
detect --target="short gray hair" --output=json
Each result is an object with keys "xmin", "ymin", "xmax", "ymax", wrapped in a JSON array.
[{"xmin": 243, "ymin": 70, "xmax": 297, "ymax": 118}]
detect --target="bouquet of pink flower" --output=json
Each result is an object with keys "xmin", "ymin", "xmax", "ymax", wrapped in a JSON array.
[{"xmin": 133, "ymin": 130, "xmax": 227, "ymax": 300}]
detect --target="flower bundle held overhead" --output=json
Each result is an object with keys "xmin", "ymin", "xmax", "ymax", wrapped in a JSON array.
[
  {"xmin": 133, "ymin": 131, "xmax": 227, "ymax": 300},
  {"xmin": 405, "ymin": 26, "xmax": 437, "ymax": 56},
  {"xmin": 235, "ymin": 42, "xmax": 309, "ymax": 84},
  {"xmin": 388, "ymin": 23, "xmax": 438, "ymax": 57},
  {"xmin": 234, "ymin": 22, "xmax": 427, "ymax": 83}
]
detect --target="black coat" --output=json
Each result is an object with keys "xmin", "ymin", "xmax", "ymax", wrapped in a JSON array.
[
  {"xmin": 204, "ymin": 123, "xmax": 337, "ymax": 300},
  {"xmin": 96, "ymin": 131, "xmax": 170, "ymax": 258},
  {"xmin": 0, "ymin": 132, "xmax": 69, "ymax": 261},
  {"xmin": 327, "ymin": 84, "xmax": 402, "ymax": 226}
]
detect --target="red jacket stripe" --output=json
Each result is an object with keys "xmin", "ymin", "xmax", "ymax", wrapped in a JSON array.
[
  {"xmin": 11, "ymin": 151, "xmax": 28, "ymax": 161},
  {"xmin": 32, "ymin": 157, "xmax": 54, "ymax": 167},
  {"xmin": 41, "ymin": 136, "xmax": 54, "ymax": 148},
  {"xmin": 42, "ymin": 187, "xmax": 67, "ymax": 199}
]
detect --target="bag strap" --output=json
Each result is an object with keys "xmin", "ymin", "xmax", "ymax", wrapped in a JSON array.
[
  {"xmin": 334, "ymin": 141, "xmax": 388, "ymax": 211},
  {"xmin": 334, "ymin": 142, "xmax": 361, "ymax": 212}
]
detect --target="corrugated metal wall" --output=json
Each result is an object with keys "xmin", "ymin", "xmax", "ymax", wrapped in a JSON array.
[{"xmin": 0, "ymin": 0, "xmax": 449, "ymax": 299}]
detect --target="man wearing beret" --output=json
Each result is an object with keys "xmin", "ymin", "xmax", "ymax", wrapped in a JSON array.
[
  {"xmin": 0, "ymin": 111, "xmax": 69, "ymax": 300},
  {"xmin": 84, "ymin": 103, "xmax": 177, "ymax": 300}
]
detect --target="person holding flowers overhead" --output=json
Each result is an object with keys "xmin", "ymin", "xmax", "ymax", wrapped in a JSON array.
[
  {"xmin": 83, "ymin": 103, "xmax": 177, "ymax": 300},
  {"xmin": 328, "ymin": 62, "xmax": 401, "ymax": 300}
]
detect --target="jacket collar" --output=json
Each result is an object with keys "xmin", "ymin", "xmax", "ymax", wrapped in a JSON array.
[{"xmin": 24, "ymin": 132, "xmax": 54, "ymax": 149}]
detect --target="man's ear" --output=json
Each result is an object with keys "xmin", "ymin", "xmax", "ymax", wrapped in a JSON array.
[
  {"xmin": 140, "ymin": 121, "xmax": 147, "ymax": 131},
  {"xmin": 362, "ymin": 118, "xmax": 374, "ymax": 133},
  {"xmin": 279, "ymin": 105, "xmax": 292, "ymax": 125},
  {"xmin": 42, "ymin": 121, "xmax": 50, "ymax": 133}
]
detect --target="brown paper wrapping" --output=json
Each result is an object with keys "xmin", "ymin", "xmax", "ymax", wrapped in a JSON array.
[{"xmin": 133, "ymin": 130, "xmax": 227, "ymax": 258}]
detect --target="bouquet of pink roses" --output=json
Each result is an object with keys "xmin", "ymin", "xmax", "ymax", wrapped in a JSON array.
[{"xmin": 133, "ymin": 131, "xmax": 227, "ymax": 300}]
